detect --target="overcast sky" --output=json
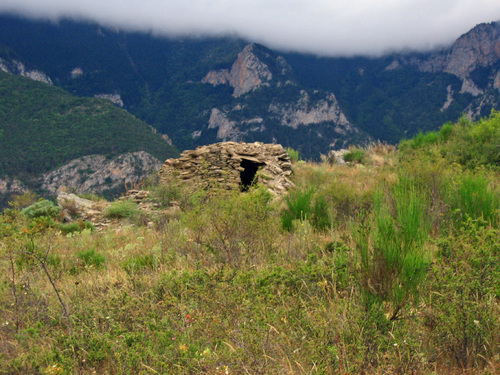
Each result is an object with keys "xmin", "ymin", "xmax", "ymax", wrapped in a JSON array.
[{"xmin": 1, "ymin": 0, "xmax": 500, "ymax": 56}]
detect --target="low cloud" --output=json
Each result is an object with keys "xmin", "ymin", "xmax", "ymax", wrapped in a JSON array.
[{"xmin": 1, "ymin": 0, "xmax": 500, "ymax": 56}]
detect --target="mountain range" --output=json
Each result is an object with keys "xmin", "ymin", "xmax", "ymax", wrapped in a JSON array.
[{"xmin": 0, "ymin": 14, "xmax": 499, "ymax": 201}]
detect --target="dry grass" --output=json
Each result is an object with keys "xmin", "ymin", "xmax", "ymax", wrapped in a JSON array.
[{"xmin": 1, "ymin": 146, "xmax": 498, "ymax": 374}]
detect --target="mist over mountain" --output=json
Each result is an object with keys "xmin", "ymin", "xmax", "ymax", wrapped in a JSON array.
[{"xmin": 1, "ymin": 0, "xmax": 500, "ymax": 57}]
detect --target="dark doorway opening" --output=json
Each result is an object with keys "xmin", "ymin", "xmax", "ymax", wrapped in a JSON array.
[{"xmin": 240, "ymin": 159, "xmax": 265, "ymax": 191}]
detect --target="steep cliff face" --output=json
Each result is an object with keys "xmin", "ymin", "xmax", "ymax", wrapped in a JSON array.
[
  {"xmin": 208, "ymin": 108, "xmax": 239, "ymax": 140},
  {"xmin": 435, "ymin": 22, "xmax": 500, "ymax": 79},
  {"xmin": 1, "ymin": 152, "xmax": 163, "ymax": 206},
  {"xmin": 378, "ymin": 21, "xmax": 500, "ymax": 122},
  {"xmin": 201, "ymin": 44, "xmax": 367, "ymax": 155},
  {"xmin": 269, "ymin": 91, "xmax": 351, "ymax": 129},
  {"xmin": 391, "ymin": 22, "xmax": 500, "ymax": 98},
  {"xmin": 202, "ymin": 43, "xmax": 294, "ymax": 97}
]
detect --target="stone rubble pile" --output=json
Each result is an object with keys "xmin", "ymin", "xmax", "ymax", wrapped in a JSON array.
[
  {"xmin": 56, "ymin": 192, "xmax": 111, "ymax": 229},
  {"xmin": 159, "ymin": 141, "xmax": 294, "ymax": 194}
]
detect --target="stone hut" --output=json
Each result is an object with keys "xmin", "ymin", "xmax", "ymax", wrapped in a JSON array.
[{"xmin": 159, "ymin": 142, "xmax": 294, "ymax": 194}]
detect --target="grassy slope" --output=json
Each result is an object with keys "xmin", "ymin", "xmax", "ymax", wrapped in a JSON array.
[
  {"xmin": 0, "ymin": 72, "xmax": 179, "ymax": 178},
  {"xmin": 0, "ymin": 115, "xmax": 499, "ymax": 374}
]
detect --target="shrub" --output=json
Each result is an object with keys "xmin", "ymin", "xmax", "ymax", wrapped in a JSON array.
[
  {"xmin": 104, "ymin": 200, "xmax": 138, "ymax": 219},
  {"xmin": 58, "ymin": 222, "xmax": 81, "ymax": 234},
  {"xmin": 399, "ymin": 112, "xmax": 500, "ymax": 169},
  {"xmin": 323, "ymin": 183, "xmax": 374, "ymax": 224},
  {"xmin": 355, "ymin": 177, "xmax": 431, "ymax": 321},
  {"xmin": 21, "ymin": 199, "xmax": 61, "ymax": 218},
  {"xmin": 281, "ymin": 187, "xmax": 331, "ymax": 231},
  {"xmin": 281, "ymin": 187, "xmax": 314, "ymax": 231},
  {"xmin": 58, "ymin": 197, "xmax": 80, "ymax": 218},
  {"xmin": 343, "ymin": 147, "xmax": 367, "ymax": 164},
  {"xmin": 150, "ymin": 182, "xmax": 182, "ymax": 208},
  {"xmin": 286, "ymin": 147, "xmax": 300, "ymax": 163},
  {"xmin": 59, "ymin": 221, "xmax": 95, "ymax": 234},
  {"xmin": 8, "ymin": 190, "xmax": 38, "ymax": 210},
  {"xmin": 76, "ymin": 248, "xmax": 106, "ymax": 269},
  {"xmin": 444, "ymin": 172, "xmax": 499, "ymax": 228},
  {"xmin": 122, "ymin": 253, "xmax": 158, "ymax": 275},
  {"xmin": 184, "ymin": 186, "xmax": 278, "ymax": 267}
]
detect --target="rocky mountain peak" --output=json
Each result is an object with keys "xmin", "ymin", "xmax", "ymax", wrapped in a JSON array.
[
  {"xmin": 442, "ymin": 21, "xmax": 500, "ymax": 79},
  {"xmin": 229, "ymin": 44, "xmax": 274, "ymax": 97},
  {"xmin": 202, "ymin": 43, "xmax": 294, "ymax": 97},
  {"xmin": 389, "ymin": 21, "xmax": 500, "ymax": 97}
]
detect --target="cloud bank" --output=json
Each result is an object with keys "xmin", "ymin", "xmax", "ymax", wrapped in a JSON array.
[{"xmin": 1, "ymin": 0, "xmax": 500, "ymax": 56}]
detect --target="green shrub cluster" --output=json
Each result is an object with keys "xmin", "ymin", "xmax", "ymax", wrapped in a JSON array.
[
  {"xmin": 21, "ymin": 199, "xmax": 61, "ymax": 218},
  {"xmin": 355, "ymin": 176, "xmax": 432, "ymax": 321},
  {"xmin": 104, "ymin": 200, "xmax": 139, "ymax": 219},
  {"xmin": 427, "ymin": 219, "xmax": 499, "ymax": 368},
  {"xmin": 285, "ymin": 147, "xmax": 300, "ymax": 163},
  {"xmin": 76, "ymin": 248, "xmax": 106, "ymax": 269},
  {"xmin": 281, "ymin": 187, "xmax": 331, "ymax": 231},
  {"xmin": 399, "ymin": 111, "xmax": 500, "ymax": 169},
  {"xmin": 343, "ymin": 147, "xmax": 368, "ymax": 164},
  {"xmin": 58, "ymin": 221, "xmax": 95, "ymax": 234}
]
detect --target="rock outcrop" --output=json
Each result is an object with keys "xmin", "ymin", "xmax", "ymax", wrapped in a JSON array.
[
  {"xmin": 389, "ymin": 22, "xmax": 500, "ymax": 97},
  {"xmin": 94, "ymin": 93, "xmax": 124, "ymax": 107},
  {"xmin": 41, "ymin": 151, "xmax": 162, "ymax": 195},
  {"xmin": 200, "ymin": 44, "xmax": 367, "ymax": 153},
  {"xmin": 202, "ymin": 43, "xmax": 293, "ymax": 97},
  {"xmin": 269, "ymin": 91, "xmax": 351, "ymax": 129},
  {"xmin": 159, "ymin": 142, "xmax": 293, "ymax": 195},
  {"xmin": 208, "ymin": 108, "xmax": 239, "ymax": 140},
  {"xmin": 433, "ymin": 22, "xmax": 500, "ymax": 79},
  {"xmin": 0, "ymin": 177, "xmax": 26, "ymax": 196},
  {"xmin": 0, "ymin": 58, "xmax": 53, "ymax": 85}
]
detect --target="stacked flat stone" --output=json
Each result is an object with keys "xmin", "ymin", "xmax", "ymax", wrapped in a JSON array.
[{"xmin": 159, "ymin": 142, "xmax": 293, "ymax": 194}]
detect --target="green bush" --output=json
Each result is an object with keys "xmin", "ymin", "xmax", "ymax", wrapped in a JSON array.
[
  {"xmin": 286, "ymin": 147, "xmax": 300, "ymax": 163},
  {"xmin": 150, "ymin": 182, "xmax": 182, "ymax": 208},
  {"xmin": 343, "ymin": 147, "xmax": 367, "ymax": 164},
  {"xmin": 443, "ymin": 172, "xmax": 500, "ymax": 228},
  {"xmin": 8, "ymin": 191, "xmax": 38, "ymax": 210},
  {"xmin": 281, "ymin": 187, "xmax": 331, "ymax": 231},
  {"xmin": 104, "ymin": 200, "xmax": 138, "ymax": 219},
  {"xmin": 355, "ymin": 177, "xmax": 431, "ymax": 321},
  {"xmin": 281, "ymin": 187, "xmax": 314, "ymax": 231},
  {"xmin": 21, "ymin": 199, "xmax": 61, "ymax": 218},
  {"xmin": 58, "ymin": 222, "xmax": 81, "ymax": 234},
  {"xmin": 76, "ymin": 248, "xmax": 106, "ymax": 269},
  {"xmin": 122, "ymin": 253, "xmax": 158, "ymax": 275},
  {"xmin": 399, "ymin": 111, "xmax": 500, "ymax": 169},
  {"xmin": 184, "ymin": 186, "xmax": 277, "ymax": 267},
  {"xmin": 59, "ymin": 221, "xmax": 95, "ymax": 234}
]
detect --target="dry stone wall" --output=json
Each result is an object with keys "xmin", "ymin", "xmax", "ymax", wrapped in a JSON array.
[{"xmin": 159, "ymin": 142, "xmax": 293, "ymax": 194}]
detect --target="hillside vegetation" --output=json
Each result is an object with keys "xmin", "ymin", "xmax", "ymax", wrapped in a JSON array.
[
  {"xmin": 0, "ymin": 113, "xmax": 499, "ymax": 374},
  {"xmin": 0, "ymin": 72, "xmax": 178, "ymax": 179}
]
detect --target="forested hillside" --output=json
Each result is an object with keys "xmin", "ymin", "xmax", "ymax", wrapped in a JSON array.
[{"xmin": 0, "ymin": 72, "xmax": 178, "ymax": 179}]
